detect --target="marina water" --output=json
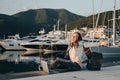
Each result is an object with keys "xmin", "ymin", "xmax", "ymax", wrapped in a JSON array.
[{"xmin": 0, "ymin": 51, "xmax": 120, "ymax": 74}]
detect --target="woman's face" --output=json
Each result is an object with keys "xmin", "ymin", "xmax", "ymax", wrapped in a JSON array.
[{"xmin": 72, "ymin": 33, "xmax": 79, "ymax": 42}]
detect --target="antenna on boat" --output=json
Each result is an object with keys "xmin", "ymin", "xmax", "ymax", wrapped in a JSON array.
[{"xmin": 112, "ymin": 0, "xmax": 116, "ymax": 45}]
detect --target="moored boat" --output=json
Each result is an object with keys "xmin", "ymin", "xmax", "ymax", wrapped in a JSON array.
[{"xmin": 0, "ymin": 34, "xmax": 39, "ymax": 51}]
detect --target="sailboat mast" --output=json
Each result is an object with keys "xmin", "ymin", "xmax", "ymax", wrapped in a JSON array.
[
  {"xmin": 65, "ymin": 24, "xmax": 68, "ymax": 39},
  {"xmin": 113, "ymin": 0, "xmax": 116, "ymax": 45},
  {"xmin": 92, "ymin": 0, "xmax": 95, "ymax": 42},
  {"xmin": 57, "ymin": 19, "xmax": 60, "ymax": 31},
  {"xmin": 92, "ymin": 0, "xmax": 95, "ymax": 29},
  {"xmin": 53, "ymin": 24, "xmax": 56, "ymax": 32}
]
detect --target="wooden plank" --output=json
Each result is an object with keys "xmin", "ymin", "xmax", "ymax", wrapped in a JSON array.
[{"xmin": 41, "ymin": 60, "xmax": 49, "ymax": 73}]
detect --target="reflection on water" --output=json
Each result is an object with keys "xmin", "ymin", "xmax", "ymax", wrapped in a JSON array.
[
  {"xmin": 0, "ymin": 51, "xmax": 120, "ymax": 73},
  {"xmin": 0, "ymin": 51, "xmax": 40, "ymax": 63},
  {"xmin": 0, "ymin": 51, "xmax": 24, "ymax": 62},
  {"xmin": 0, "ymin": 51, "xmax": 41, "ymax": 74}
]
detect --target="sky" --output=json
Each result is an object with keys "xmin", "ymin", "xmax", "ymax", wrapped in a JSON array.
[{"xmin": 0, "ymin": 0, "xmax": 120, "ymax": 16}]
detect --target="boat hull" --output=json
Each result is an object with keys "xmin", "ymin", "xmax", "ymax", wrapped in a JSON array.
[
  {"xmin": 90, "ymin": 46, "xmax": 120, "ymax": 54},
  {"xmin": 0, "ymin": 41, "xmax": 26, "ymax": 51},
  {"xmin": 22, "ymin": 44, "xmax": 68, "ymax": 54}
]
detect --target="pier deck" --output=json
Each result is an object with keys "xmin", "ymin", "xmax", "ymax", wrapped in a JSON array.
[{"xmin": 9, "ymin": 65, "xmax": 120, "ymax": 80}]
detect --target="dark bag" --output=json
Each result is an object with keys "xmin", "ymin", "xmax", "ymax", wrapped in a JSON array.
[
  {"xmin": 86, "ymin": 52, "xmax": 103, "ymax": 70},
  {"xmin": 84, "ymin": 47, "xmax": 103, "ymax": 70}
]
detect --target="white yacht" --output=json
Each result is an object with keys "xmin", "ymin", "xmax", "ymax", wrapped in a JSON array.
[
  {"xmin": 44, "ymin": 39, "xmax": 69, "ymax": 54},
  {"xmin": 0, "ymin": 34, "xmax": 37, "ymax": 51},
  {"xmin": 21, "ymin": 37, "xmax": 69, "ymax": 54},
  {"xmin": 20, "ymin": 26, "xmax": 68, "ymax": 54},
  {"xmin": 20, "ymin": 38, "xmax": 51, "ymax": 52}
]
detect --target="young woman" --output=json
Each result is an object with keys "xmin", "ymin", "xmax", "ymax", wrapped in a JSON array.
[{"xmin": 50, "ymin": 32, "xmax": 88, "ymax": 70}]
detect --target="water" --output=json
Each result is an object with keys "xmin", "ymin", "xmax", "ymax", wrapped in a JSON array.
[
  {"xmin": 0, "ymin": 51, "xmax": 65, "ymax": 74},
  {"xmin": 0, "ymin": 51, "xmax": 120, "ymax": 73},
  {"xmin": 0, "ymin": 51, "xmax": 41, "ymax": 74}
]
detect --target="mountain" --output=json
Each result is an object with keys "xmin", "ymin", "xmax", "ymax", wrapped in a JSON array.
[
  {"xmin": 67, "ymin": 9, "xmax": 120, "ymax": 31},
  {"xmin": 1, "ymin": 8, "xmax": 119, "ymax": 39},
  {"xmin": 0, "ymin": 9, "xmax": 83, "ymax": 38},
  {"xmin": 13, "ymin": 9, "xmax": 84, "ymax": 32}
]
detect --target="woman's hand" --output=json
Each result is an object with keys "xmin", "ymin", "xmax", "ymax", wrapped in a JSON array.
[
  {"xmin": 70, "ymin": 41, "xmax": 79, "ymax": 48},
  {"xmin": 70, "ymin": 41, "xmax": 74, "ymax": 47}
]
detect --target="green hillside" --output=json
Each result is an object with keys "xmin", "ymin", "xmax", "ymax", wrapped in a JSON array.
[{"xmin": 0, "ymin": 9, "xmax": 83, "ymax": 38}]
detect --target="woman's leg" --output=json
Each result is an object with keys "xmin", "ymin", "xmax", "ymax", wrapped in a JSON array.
[{"xmin": 50, "ymin": 58, "xmax": 81, "ymax": 71}]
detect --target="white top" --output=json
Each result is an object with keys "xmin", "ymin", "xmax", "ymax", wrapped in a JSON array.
[{"xmin": 68, "ymin": 41, "xmax": 88, "ymax": 66}]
